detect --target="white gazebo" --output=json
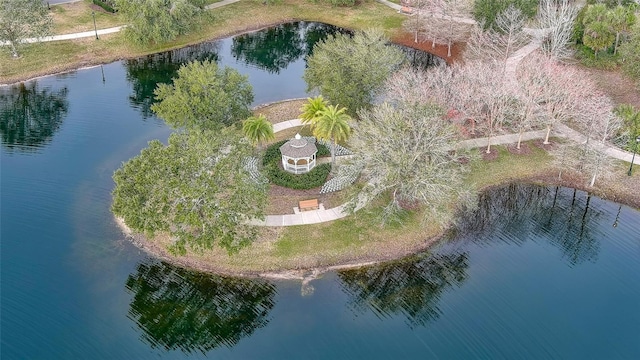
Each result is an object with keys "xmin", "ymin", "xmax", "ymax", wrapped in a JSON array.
[{"xmin": 279, "ymin": 134, "xmax": 317, "ymax": 174}]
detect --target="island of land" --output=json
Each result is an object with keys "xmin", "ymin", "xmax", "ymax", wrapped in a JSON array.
[{"xmin": 2, "ymin": 0, "xmax": 639, "ymax": 280}]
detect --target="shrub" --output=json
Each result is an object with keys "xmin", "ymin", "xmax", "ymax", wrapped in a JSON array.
[
  {"xmin": 575, "ymin": 44, "xmax": 619, "ymax": 69},
  {"xmin": 93, "ymin": 0, "xmax": 116, "ymax": 13}
]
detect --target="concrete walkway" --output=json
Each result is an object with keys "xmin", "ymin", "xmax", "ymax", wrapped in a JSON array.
[
  {"xmin": 6, "ymin": 26, "xmax": 127, "ymax": 45},
  {"xmin": 1, "ymin": 0, "xmax": 243, "ymax": 46},
  {"xmin": 205, "ymin": 0, "xmax": 242, "ymax": 10}
]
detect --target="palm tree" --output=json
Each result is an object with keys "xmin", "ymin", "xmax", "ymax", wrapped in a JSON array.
[
  {"xmin": 615, "ymin": 104, "xmax": 640, "ymax": 152},
  {"xmin": 299, "ymin": 95, "xmax": 328, "ymax": 126},
  {"xmin": 313, "ymin": 104, "xmax": 352, "ymax": 167},
  {"xmin": 242, "ymin": 114, "xmax": 274, "ymax": 150},
  {"xmin": 608, "ymin": 5, "xmax": 636, "ymax": 55}
]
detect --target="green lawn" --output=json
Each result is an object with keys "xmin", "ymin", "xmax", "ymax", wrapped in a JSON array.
[{"xmin": 51, "ymin": 0, "xmax": 126, "ymax": 34}]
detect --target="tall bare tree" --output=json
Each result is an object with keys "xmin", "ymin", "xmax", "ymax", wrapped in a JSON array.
[
  {"xmin": 516, "ymin": 53, "xmax": 589, "ymax": 144},
  {"xmin": 448, "ymin": 60, "xmax": 517, "ymax": 153},
  {"xmin": 465, "ymin": 5, "xmax": 529, "ymax": 71},
  {"xmin": 536, "ymin": 0, "xmax": 579, "ymax": 60},
  {"xmin": 403, "ymin": 0, "xmax": 431, "ymax": 43}
]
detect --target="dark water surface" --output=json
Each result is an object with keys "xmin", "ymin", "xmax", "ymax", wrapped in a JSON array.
[{"xmin": 2, "ymin": 23, "xmax": 639, "ymax": 359}]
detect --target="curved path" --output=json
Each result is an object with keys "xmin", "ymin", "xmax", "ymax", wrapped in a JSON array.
[{"xmin": 1, "ymin": 0, "xmax": 242, "ymax": 46}]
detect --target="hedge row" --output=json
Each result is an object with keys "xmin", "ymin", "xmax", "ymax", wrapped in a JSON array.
[
  {"xmin": 264, "ymin": 163, "xmax": 331, "ymax": 189},
  {"xmin": 93, "ymin": 0, "xmax": 116, "ymax": 13}
]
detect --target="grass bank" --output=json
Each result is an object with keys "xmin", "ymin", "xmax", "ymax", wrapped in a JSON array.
[{"xmin": 1, "ymin": 0, "xmax": 405, "ymax": 84}]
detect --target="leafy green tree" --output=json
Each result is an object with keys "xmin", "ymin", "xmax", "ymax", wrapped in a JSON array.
[
  {"xmin": 242, "ymin": 114, "xmax": 274, "ymax": 150},
  {"xmin": 581, "ymin": 3, "xmax": 615, "ymax": 57},
  {"xmin": 126, "ymin": 260, "xmax": 276, "ymax": 353},
  {"xmin": 583, "ymin": 3, "xmax": 608, "ymax": 25},
  {"xmin": 583, "ymin": 21, "xmax": 616, "ymax": 57},
  {"xmin": 115, "ymin": 0, "xmax": 203, "ymax": 45},
  {"xmin": 152, "ymin": 60, "xmax": 254, "ymax": 131},
  {"xmin": 312, "ymin": 104, "xmax": 352, "ymax": 167},
  {"xmin": 125, "ymin": 42, "xmax": 220, "ymax": 118},
  {"xmin": 303, "ymin": 29, "xmax": 404, "ymax": 116},
  {"xmin": 299, "ymin": 95, "xmax": 329, "ymax": 125},
  {"xmin": 112, "ymin": 129, "xmax": 268, "ymax": 254},
  {"xmin": 0, "ymin": 0, "xmax": 52, "ymax": 58}
]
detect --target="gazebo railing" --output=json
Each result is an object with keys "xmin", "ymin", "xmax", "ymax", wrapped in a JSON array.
[{"xmin": 284, "ymin": 158, "xmax": 316, "ymax": 174}]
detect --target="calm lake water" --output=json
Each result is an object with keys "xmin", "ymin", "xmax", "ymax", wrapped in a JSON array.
[{"xmin": 1, "ymin": 23, "xmax": 639, "ymax": 359}]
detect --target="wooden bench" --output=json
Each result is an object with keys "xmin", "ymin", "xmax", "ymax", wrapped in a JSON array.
[{"xmin": 298, "ymin": 199, "xmax": 319, "ymax": 211}]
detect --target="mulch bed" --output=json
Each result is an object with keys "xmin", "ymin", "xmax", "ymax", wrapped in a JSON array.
[
  {"xmin": 266, "ymin": 184, "xmax": 334, "ymax": 215},
  {"xmin": 506, "ymin": 142, "xmax": 532, "ymax": 155},
  {"xmin": 532, "ymin": 139, "xmax": 557, "ymax": 151},
  {"xmin": 480, "ymin": 148, "xmax": 499, "ymax": 161},
  {"xmin": 392, "ymin": 32, "xmax": 465, "ymax": 65}
]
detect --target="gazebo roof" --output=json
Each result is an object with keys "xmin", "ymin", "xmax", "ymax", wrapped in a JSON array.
[{"xmin": 280, "ymin": 134, "xmax": 317, "ymax": 158}]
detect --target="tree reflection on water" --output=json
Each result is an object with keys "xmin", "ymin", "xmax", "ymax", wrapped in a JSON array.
[
  {"xmin": 0, "ymin": 82, "xmax": 69, "ymax": 152},
  {"xmin": 231, "ymin": 21, "xmax": 349, "ymax": 74},
  {"xmin": 455, "ymin": 183, "xmax": 604, "ymax": 266},
  {"xmin": 125, "ymin": 260, "xmax": 276, "ymax": 354},
  {"xmin": 338, "ymin": 252, "xmax": 468, "ymax": 327},
  {"xmin": 124, "ymin": 42, "xmax": 221, "ymax": 118},
  {"xmin": 231, "ymin": 22, "xmax": 305, "ymax": 74}
]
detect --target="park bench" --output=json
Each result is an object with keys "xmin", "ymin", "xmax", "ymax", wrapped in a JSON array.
[{"xmin": 298, "ymin": 199, "xmax": 319, "ymax": 211}]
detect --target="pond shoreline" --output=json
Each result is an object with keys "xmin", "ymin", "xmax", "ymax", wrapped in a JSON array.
[
  {"xmin": 115, "ymin": 168, "xmax": 640, "ymax": 280},
  {"xmin": 2, "ymin": 19, "xmax": 301, "ymax": 86},
  {"xmin": 116, "ymin": 216, "xmax": 440, "ymax": 281}
]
